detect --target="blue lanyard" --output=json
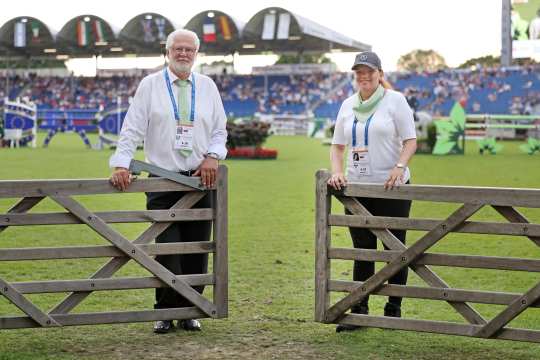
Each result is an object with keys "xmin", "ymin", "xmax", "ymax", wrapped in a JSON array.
[
  {"xmin": 352, "ymin": 113, "xmax": 375, "ymax": 147},
  {"xmin": 164, "ymin": 68, "xmax": 195, "ymax": 122}
]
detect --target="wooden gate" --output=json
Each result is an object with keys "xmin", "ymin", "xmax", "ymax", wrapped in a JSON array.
[
  {"xmin": 315, "ymin": 169, "xmax": 540, "ymax": 342},
  {"xmin": 0, "ymin": 166, "xmax": 227, "ymax": 329}
]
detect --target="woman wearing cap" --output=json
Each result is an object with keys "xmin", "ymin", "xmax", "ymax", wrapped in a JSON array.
[{"xmin": 328, "ymin": 51, "xmax": 417, "ymax": 332}]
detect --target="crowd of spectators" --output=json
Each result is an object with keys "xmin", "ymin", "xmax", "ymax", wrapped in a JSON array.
[{"xmin": 1, "ymin": 65, "xmax": 539, "ymax": 118}]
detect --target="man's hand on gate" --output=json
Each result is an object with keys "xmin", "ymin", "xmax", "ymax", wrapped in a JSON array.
[
  {"xmin": 110, "ymin": 167, "xmax": 133, "ymax": 191},
  {"xmin": 194, "ymin": 157, "xmax": 218, "ymax": 188}
]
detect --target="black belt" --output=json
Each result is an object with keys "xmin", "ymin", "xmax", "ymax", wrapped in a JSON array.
[{"xmin": 179, "ymin": 170, "xmax": 195, "ymax": 177}]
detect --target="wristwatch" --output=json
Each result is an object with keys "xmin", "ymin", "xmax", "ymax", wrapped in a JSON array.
[
  {"xmin": 206, "ymin": 152, "xmax": 219, "ymax": 160},
  {"xmin": 395, "ymin": 163, "xmax": 406, "ymax": 169}
]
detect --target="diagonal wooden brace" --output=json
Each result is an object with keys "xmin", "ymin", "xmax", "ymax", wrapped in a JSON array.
[
  {"xmin": 336, "ymin": 196, "xmax": 486, "ymax": 325},
  {"xmin": 0, "ymin": 278, "xmax": 59, "ymax": 327},
  {"xmin": 50, "ymin": 195, "xmax": 217, "ymax": 318},
  {"xmin": 492, "ymin": 206, "xmax": 540, "ymax": 247},
  {"xmin": 325, "ymin": 201, "xmax": 483, "ymax": 323},
  {"xmin": 50, "ymin": 192, "xmax": 205, "ymax": 315},
  {"xmin": 475, "ymin": 281, "xmax": 540, "ymax": 338}
]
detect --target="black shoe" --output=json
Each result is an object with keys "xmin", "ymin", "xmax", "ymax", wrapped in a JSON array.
[
  {"xmin": 384, "ymin": 303, "xmax": 401, "ymax": 318},
  {"xmin": 153, "ymin": 320, "xmax": 174, "ymax": 334},
  {"xmin": 336, "ymin": 323, "xmax": 363, "ymax": 333},
  {"xmin": 179, "ymin": 319, "xmax": 201, "ymax": 331},
  {"xmin": 336, "ymin": 304, "xmax": 368, "ymax": 333}
]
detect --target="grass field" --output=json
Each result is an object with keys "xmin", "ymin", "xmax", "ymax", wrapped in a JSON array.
[{"xmin": 0, "ymin": 133, "xmax": 539, "ymax": 359}]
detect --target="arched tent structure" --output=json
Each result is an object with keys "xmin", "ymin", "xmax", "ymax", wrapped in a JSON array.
[
  {"xmin": 56, "ymin": 15, "xmax": 116, "ymax": 56},
  {"xmin": 184, "ymin": 10, "xmax": 243, "ymax": 55},
  {"xmin": 0, "ymin": 16, "xmax": 55, "ymax": 56},
  {"xmin": 118, "ymin": 13, "xmax": 176, "ymax": 55},
  {"xmin": 241, "ymin": 7, "xmax": 370, "ymax": 54}
]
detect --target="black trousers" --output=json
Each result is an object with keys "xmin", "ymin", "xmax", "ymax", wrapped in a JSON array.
[
  {"xmin": 146, "ymin": 190, "xmax": 212, "ymax": 309},
  {"xmin": 346, "ymin": 193, "xmax": 412, "ymax": 308}
]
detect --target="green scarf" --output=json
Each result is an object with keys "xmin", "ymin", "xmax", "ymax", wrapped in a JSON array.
[{"xmin": 353, "ymin": 84, "xmax": 385, "ymax": 122}]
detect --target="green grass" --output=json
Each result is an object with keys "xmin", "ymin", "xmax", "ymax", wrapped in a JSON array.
[{"xmin": 0, "ymin": 133, "xmax": 539, "ymax": 359}]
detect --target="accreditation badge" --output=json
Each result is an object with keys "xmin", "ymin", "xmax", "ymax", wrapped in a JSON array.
[
  {"xmin": 174, "ymin": 124, "xmax": 194, "ymax": 151},
  {"xmin": 351, "ymin": 147, "xmax": 371, "ymax": 176}
]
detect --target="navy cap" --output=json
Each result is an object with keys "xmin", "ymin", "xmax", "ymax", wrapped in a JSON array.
[{"xmin": 351, "ymin": 51, "xmax": 382, "ymax": 70}]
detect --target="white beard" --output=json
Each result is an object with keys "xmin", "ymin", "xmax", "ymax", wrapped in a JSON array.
[{"xmin": 170, "ymin": 60, "xmax": 192, "ymax": 74}]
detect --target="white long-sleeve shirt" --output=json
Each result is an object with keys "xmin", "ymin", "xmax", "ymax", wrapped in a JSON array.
[{"xmin": 109, "ymin": 67, "xmax": 228, "ymax": 171}]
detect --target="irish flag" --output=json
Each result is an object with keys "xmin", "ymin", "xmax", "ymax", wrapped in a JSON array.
[
  {"xmin": 77, "ymin": 20, "xmax": 89, "ymax": 46},
  {"xmin": 203, "ymin": 17, "xmax": 216, "ymax": 43},
  {"xmin": 93, "ymin": 20, "xmax": 105, "ymax": 43}
]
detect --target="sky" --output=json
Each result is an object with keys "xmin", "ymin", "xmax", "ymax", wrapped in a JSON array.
[{"xmin": 0, "ymin": 0, "xmax": 503, "ymax": 74}]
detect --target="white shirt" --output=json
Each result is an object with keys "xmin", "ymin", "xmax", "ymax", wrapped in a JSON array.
[
  {"xmin": 332, "ymin": 89, "xmax": 416, "ymax": 183},
  {"xmin": 109, "ymin": 67, "xmax": 228, "ymax": 171},
  {"xmin": 530, "ymin": 18, "xmax": 540, "ymax": 40}
]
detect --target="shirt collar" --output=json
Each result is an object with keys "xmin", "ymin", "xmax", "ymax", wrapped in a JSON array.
[{"xmin": 167, "ymin": 66, "xmax": 193, "ymax": 84}]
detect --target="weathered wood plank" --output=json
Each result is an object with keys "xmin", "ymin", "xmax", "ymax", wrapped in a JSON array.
[
  {"xmin": 336, "ymin": 196, "xmax": 486, "ymax": 325},
  {"xmin": 340, "ymin": 314, "xmax": 540, "ymax": 343},
  {"xmin": 329, "ymin": 214, "xmax": 540, "ymax": 237},
  {"xmin": 50, "ymin": 192, "xmax": 206, "ymax": 315},
  {"xmin": 492, "ymin": 206, "xmax": 540, "ymax": 247},
  {"xmin": 50, "ymin": 195, "xmax": 217, "ymax": 318},
  {"xmin": 0, "ymin": 209, "xmax": 214, "ymax": 226},
  {"xmin": 213, "ymin": 166, "xmax": 228, "ymax": 318},
  {"xmin": 474, "ymin": 281, "xmax": 540, "ymax": 338},
  {"xmin": 0, "ymin": 278, "xmax": 59, "ymax": 327},
  {"xmin": 12, "ymin": 274, "xmax": 214, "ymax": 294},
  {"xmin": 328, "ymin": 248, "xmax": 540, "ymax": 272},
  {"xmin": 329, "ymin": 280, "xmax": 540, "ymax": 308},
  {"xmin": 341, "ymin": 183, "xmax": 540, "ymax": 208},
  {"xmin": 0, "ymin": 307, "xmax": 207, "ymax": 330},
  {"xmin": 315, "ymin": 170, "xmax": 332, "ymax": 322},
  {"xmin": 0, "ymin": 242, "xmax": 215, "ymax": 261},
  {"xmin": 0, "ymin": 178, "xmax": 201, "ymax": 198}
]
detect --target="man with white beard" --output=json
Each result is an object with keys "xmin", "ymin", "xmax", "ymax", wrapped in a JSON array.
[{"xmin": 109, "ymin": 29, "xmax": 228, "ymax": 333}]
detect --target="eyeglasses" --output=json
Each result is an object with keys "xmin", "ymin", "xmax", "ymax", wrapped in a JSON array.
[{"xmin": 171, "ymin": 47, "xmax": 197, "ymax": 55}]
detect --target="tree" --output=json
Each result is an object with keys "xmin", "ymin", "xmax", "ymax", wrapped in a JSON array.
[
  {"xmin": 458, "ymin": 55, "xmax": 500, "ymax": 69},
  {"xmin": 397, "ymin": 49, "xmax": 447, "ymax": 72}
]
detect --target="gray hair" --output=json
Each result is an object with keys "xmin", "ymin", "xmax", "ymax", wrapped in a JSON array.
[{"xmin": 165, "ymin": 29, "xmax": 200, "ymax": 51}]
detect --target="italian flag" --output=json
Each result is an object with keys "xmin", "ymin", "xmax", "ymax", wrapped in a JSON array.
[
  {"xmin": 77, "ymin": 20, "xmax": 89, "ymax": 46},
  {"xmin": 93, "ymin": 20, "xmax": 105, "ymax": 43}
]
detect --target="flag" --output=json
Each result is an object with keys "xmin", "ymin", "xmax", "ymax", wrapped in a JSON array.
[
  {"xmin": 219, "ymin": 15, "xmax": 232, "ymax": 40},
  {"xmin": 203, "ymin": 17, "xmax": 216, "ymax": 43},
  {"xmin": 277, "ymin": 13, "xmax": 290, "ymax": 40},
  {"xmin": 262, "ymin": 13, "xmax": 276, "ymax": 40},
  {"xmin": 31, "ymin": 21, "xmax": 40, "ymax": 43},
  {"xmin": 93, "ymin": 20, "xmax": 105, "ymax": 43},
  {"xmin": 77, "ymin": 20, "xmax": 89, "ymax": 46},
  {"xmin": 141, "ymin": 19, "xmax": 155, "ymax": 43},
  {"xmin": 14, "ymin": 22, "xmax": 26, "ymax": 47},
  {"xmin": 155, "ymin": 17, "xmax": 166, "ymax": 41}
]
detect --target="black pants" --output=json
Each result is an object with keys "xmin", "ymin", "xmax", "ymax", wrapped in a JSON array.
[
  {"xmin": 146, "ymin": 190, "xmax": 212, "ymax": 309},
  {"xmin": 346, "ymin": 194, "xmax": 412, "ymax": 308}
]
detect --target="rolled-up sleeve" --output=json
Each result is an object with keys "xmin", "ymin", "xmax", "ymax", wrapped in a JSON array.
[
  {"xmin": 207, "ymin": 82, "xmax": 228, "ymax": 160},
  {"xmin": 331, "ymin": 102, "xmax": 347, "ymax": 145},
  {"xmin": 109, "ymin": 77, "xmax": 149, "ymax": 169}
]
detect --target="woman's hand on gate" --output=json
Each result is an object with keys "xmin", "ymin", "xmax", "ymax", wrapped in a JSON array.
[
  {"xmin": 110, "ymin": 167, "xmax": 132, "ymax": 191},
  {"xmin": 328, "ymin": 172, "xmax": 347, "ymax": 190},
  {"xmin": 384, "ymin": 167, "xmax": 404, "ymax": 190}
]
